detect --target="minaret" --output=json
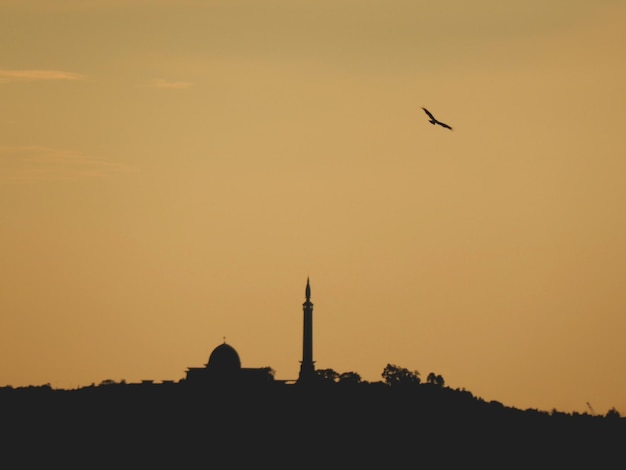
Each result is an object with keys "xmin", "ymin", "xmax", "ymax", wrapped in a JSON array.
[{"xmin": 298, "ymin": 277, "xmax": 316, "ymax": 383}]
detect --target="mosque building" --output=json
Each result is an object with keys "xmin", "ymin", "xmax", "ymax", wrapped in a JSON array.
[{"xmin": 184, "ymin": 278, "xmax": 316, "ymax": 386}]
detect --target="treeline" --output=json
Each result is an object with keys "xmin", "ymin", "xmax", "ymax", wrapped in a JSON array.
[
  {"xmin": 1, "ymin": 364, "xmax": 625, "ymax": 468},
  {"xmin": 1, "ymin": 362, "xmax": 622, "ymax": 419}
]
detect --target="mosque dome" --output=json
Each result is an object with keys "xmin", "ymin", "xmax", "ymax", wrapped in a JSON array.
[{"xmin": 207, "ymin": 342, "xmax": 241, "ymax": 372}]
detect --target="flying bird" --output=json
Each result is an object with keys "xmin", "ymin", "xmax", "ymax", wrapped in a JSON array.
[{"xmin": 422, "ymin": 107, "xmax": 453, "ymax": 130}]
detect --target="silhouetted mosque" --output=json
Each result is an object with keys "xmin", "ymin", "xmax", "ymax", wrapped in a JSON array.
[
  {"xmin": 184, "ymin": 277, "xmax": 317, "ymax": 385},
  {"xmin": 184, "ymin": 340, "xmax": 275, "ymax": 385}
]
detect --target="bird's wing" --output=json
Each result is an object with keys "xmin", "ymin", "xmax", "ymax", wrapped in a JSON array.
[
  {"xmin": 421, "ymin": 107, "xmax": 435, "ymax": 120},
  {"xmin": 436, "ymin": 121, "xmax": 453, "ymax": 130}
]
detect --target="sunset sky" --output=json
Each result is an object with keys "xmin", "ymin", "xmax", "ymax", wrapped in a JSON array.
[{"xmin": 2, "ymin": 0, "xmax": 626, "ymax": 416}]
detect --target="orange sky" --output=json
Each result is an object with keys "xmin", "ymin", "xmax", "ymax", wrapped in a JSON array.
[{"xmin": 1, "ymin": 0, "xmax": 626, "ymax": 416}]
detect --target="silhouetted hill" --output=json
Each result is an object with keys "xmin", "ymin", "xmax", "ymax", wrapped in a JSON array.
[{"xmin": 2, "ymin": 382, "xmax": 624, "ymax": 468}]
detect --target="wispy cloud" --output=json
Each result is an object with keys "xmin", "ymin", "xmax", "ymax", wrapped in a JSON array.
[
  {"xmin": 0, "ymin": 146, "xmax": 135, "ymax": 182},
  {"xmin": 147, "ymin": 78, "xmax": 193, "ymax": 89},
  {"xmin": 0, "ymin": 69, "xmax": 85, "ymax": 83}
]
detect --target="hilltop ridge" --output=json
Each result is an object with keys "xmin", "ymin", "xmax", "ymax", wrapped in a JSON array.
[{"xmin": 2, "ymin": 380, "xmax": 624, "ymax": 468}]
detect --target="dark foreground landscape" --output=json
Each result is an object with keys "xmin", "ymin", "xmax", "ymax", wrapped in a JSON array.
[{"xmin": 2, "ymin": 381, "xmax": 624, "ymax": 468}]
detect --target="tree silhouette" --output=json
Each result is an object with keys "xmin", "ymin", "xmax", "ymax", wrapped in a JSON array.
[
  {"xmin": 426, "ymin": 372, "xmax": 445, "ymax": 387},
  {"xmin": 316, "ymin": 368, "xmax": 340, "ymax": 383},
  {"xmin": 381, "ymin": 364, "xmax": 421, "ymax": 386},
  {"xmin": 338, "ymin": 371, "xmax": 362, "ymax": 384},
  {"xmin": 606, "ymin": 407, "xmax": 621, "ymax": 419}
]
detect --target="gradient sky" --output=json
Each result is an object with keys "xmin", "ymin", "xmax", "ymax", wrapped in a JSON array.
[{"xmin": 2, "ymin": 0, "xmax": 626, "ymax": 416}]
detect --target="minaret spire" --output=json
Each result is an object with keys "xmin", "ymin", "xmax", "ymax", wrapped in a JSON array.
[
  {"xmin": 305, "ymin": 276, "xmax": 311, "ymax": 301},
  {"xmin": 298, "ymin": 277, "xmax": 316, "ymax": 384}
]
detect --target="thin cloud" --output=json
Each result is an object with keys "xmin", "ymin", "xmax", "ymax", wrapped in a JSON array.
[
  {"xmin": 0, "ymin": 146, "xmax": 135, "ymax": 182},
  {"xmin": 0, "ymin": 69, "xmax": 85, "ymax": 83},
  {"xmin": 147, "ymin": 78, "xmax": 193, "ymax": 89}
]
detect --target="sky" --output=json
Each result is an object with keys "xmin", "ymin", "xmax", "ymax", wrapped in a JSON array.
[{"xmin": 1, "ymin": 0, "xmax": 626, "ymax": 416}]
